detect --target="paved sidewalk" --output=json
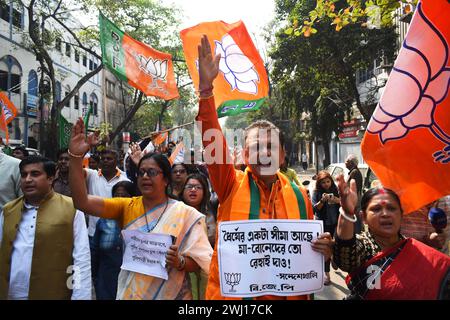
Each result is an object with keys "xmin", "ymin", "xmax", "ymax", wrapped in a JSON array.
[{"xmin": 314, "ymin": 269, "xmax": 350, "ymax": 300}]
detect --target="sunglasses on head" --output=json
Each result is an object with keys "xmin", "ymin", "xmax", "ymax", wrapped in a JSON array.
[{"xmin": 137, "ymin": 168, "xmax": 163, "ymax": 177}]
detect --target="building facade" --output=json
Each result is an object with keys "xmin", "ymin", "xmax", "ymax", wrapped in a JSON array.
[{"xmin": 0, "ymin": 1, "xmax": 129, "ymax": 151}]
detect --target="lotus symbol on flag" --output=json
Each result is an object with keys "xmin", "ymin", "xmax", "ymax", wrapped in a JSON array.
[
  {"xmin": 135, "ymin": 53, "xmax": 169, "ymax": 91},
  {"xmin": 1, "ymin": 100, "xmax": 13, "ymax": 122},
  {"xmin": 367, "ymin": 3, "xmax": 450, "ymax": 163},
  {"xmin": 215, "ymin": 34, "xmax": 259, "ymax": 94}
]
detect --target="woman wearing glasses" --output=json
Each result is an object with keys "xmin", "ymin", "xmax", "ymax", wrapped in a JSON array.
[
  {"xmin": 179, "ymin": 173, "xmax": 216, "ymax": 300},
  {"xmin": 170, "ymin": 163, "xmax": 189, "ymax": 198},
  {"xmin": 68, "ymin": 118, "xmax": 213, "ymax": 300}
]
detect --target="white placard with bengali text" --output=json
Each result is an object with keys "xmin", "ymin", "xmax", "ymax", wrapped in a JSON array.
[
  {"xmin": 218, "ymin": 219, "xmax": 324, "ymax": 297},
  {"xmin": 121, "ymin": 230, "xmax": 173, "ymax": 280}
]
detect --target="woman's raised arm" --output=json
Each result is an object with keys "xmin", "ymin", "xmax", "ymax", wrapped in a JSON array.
[{"xmin": 68, "ymin": 118, "xmax": 106, "ymax": 216}]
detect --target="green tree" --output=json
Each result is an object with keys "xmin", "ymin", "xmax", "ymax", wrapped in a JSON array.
[
  {"xmin": 285, "ymin": 0, "xmax": 417, "ymax": 36},
  {"xmin": 17, "ymin": 0, "xmax": 184, "ymax": 156},
  {"xmin": 267, "ymin": 0, "xmax": 397, "ymax": 165},
  {"xmin": 18, "ymin": 0, "xmax": 103, "ymax": 158}
]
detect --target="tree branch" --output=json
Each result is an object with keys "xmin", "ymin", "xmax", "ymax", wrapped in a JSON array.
[
  {"xmin": 109, "ymin": 91, "xmax": 145, "ymax": 142},
  {"xmin": 57, "ymin": 64, "xmax": 103, "ymax": 111},
  {"xmin": 51, "ymin": 14, "xmax": 101, "ymax": 60}
]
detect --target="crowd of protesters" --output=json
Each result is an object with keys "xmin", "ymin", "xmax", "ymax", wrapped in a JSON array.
[{"xmin": 0, "ymin": 34, "xmax": 448, "ymax": 300}]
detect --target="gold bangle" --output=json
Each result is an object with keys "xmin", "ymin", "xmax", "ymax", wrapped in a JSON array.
[{"xmin": 68, "ymin": 149, "xmax": 85, "ymax": 158}]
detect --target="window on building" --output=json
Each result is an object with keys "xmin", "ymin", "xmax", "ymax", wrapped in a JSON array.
[
  {"xmin": 10, "ymin": 73, "xmax": 20, "ymax": 94},
  {"xmin": 83, "ymin": 55, "xmax": 87, "ymax": 67},
  {"xmin": 0, "ymin": 1, "xmax": 10, "ymax": 23},
  {"xmin": 0, "ymin": 56, "xmax": 22, "ymax": 94},
  {"xmin": 65, "ymin": 43, "xmax": 71, "ymax": 57},
  {"xmin": 89, "ymin": 59, "xmax": 93, "ymax": 71},
  {"xmin": 106, "ymin": 80, "xmax": 115, "ymax": 98},
  {"xmin": 93, "ymin": 62, "xmax": 98, "ymax": 70},
  {"xmin": 55, "ymin": 38, "xmax": 62, "ymax": 52},
  {"xmin": 74, "ymin": 50, "xmax": 79, "ymax": 63},
  {"xmin": 74, "ymin": 93, "xmax": 79, "ymax": 110},
  {"xmin": 90, "ymin": 93, "xmax": 98, "ymax": 116},
  {"xmin": 0, "ymin": 70, "xmax": 8, "ymax": 91},
  {"xmin": 82, "ymin": 92, "xmax": 87, "ymax": 106},
  {"xmin": 11, "ymin": 5, "xmax": 22, "ymax": 28}
]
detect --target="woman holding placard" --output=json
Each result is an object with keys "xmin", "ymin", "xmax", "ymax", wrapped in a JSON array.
[{"xmin": 68, "ymin": 118, "xmax": 213, "ymax": 300}]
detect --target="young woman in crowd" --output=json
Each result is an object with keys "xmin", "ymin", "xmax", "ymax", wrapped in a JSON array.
[
  {"xmin": 312, "ymin": 170, "xmax": 340, "ymax": 285},
  {"xmin": 179, "ymin": 173, "xmax": 217, "ymax": 300},
  {"xmin": 170, "ymin": 163, "xmax": 189, "ymax": 198}
]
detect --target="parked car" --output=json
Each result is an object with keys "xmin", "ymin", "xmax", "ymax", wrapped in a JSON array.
[
  {"xmin": 25, "ymin": 148, "xmax": 41, "ymax": 156},
  {"xmin": 1, "ymin": 145, "xmax": 41, "ymax": 157}
]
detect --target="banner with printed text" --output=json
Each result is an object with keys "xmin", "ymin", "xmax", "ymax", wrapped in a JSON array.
[{"xmin": 218, "ymin": 219, "xmax": 324, "ymax": 298}]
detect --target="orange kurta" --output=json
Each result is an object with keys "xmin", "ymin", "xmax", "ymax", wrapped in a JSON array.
[{"xmin": 197, "ymin": 96, "xmax": 314, "ymax": 300}]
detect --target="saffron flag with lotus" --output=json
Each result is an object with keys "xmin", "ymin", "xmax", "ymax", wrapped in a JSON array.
[
  {"xmin": 99, "ymin": 12, "xmax": 179, "ymax": 100},
  {"xmin": 361, "ymin": 0, "xmax": 450, "ymax": 214},
  {"xmin": 180, "ymin": 21, "xmax": 269, "ymax": 117},
  {"xmin": 0, "ymin": 92, "xmax": 18, "ymax": 144}
]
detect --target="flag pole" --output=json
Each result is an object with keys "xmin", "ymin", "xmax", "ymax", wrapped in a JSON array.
[
  {"xmin": 102, "ymin": 67, "xmax": 109, "ymax": 146},
  {"xmin": 141, "ymin": 121, "xmax": 194, "ymax": 140}
]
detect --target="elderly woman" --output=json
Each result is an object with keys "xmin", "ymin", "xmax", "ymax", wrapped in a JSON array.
[
  {"xmin": 334, "ymin": 175, "xmax": 450, "ymax": 300},
  {"xmin": 68, "ymin": 118, "xmax": 213, "ymax": 300}
]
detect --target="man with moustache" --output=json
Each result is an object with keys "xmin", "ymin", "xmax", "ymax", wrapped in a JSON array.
[
  {"xmin": 0, "ymin": 156, "xmax": 91, "ymax": 299},
  {"xmin": 196, "ymin": 35, "xmax": 333, "ymax": 300},
  {"xmin": 53, "ymin": 149, "xmax": 72, "ymax": 197}
]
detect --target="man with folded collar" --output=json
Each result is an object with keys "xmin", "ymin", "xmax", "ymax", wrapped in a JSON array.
[{"xmin": 0, "ymin": 155, "xmax": 91, "ymax": 299}]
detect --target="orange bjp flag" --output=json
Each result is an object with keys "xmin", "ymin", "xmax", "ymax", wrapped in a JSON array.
[
  {"xmin": 152, "ymin": 132, "xmax": 168, "ymax": 146},
  {"xmin": 361, "ymin": 0, "xmax": 450, "ymax": 214},
  {"xmin": 0, "ymin": 92, "xmax": 18, "ymax": 144},
  {"xmin": 180, "ymin": 21, "xmax": 269, "ymax": 117},
  {"xmin": 99, "ymin": 12, "xmax": 179, "ymax": 100}
]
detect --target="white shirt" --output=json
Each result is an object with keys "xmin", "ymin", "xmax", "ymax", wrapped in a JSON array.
[
  {"xmin": 0, "ymin": 205, "xmax": 92, "ymax": 300},
  {"xmin": 85, "ymin": 168, "xmax": 129, "ymax": 237}
]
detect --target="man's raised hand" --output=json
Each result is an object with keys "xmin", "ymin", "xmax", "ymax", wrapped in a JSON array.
[{"xmin": 198, "ymin": 34, "xmax": 220, "ymax": 93}]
